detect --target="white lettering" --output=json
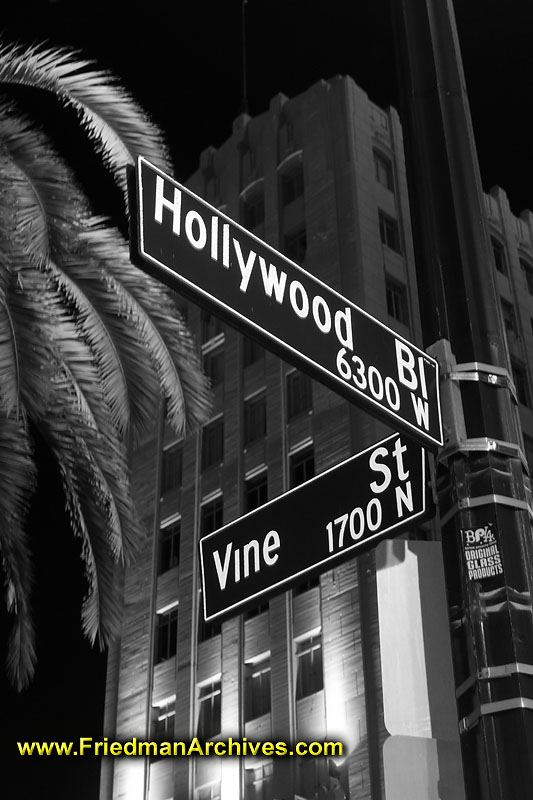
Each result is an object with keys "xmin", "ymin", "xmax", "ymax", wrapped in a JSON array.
[
  {"xmin": 243, "ymin": 540, "xmax": 260, "ymax": 578},
  {"xmin": 263, "ymin": 530, "xmax": 281, "ymax": 566},
  {"xmin": 289, "ymin": 281, "xmax": 309, "ymax": 318},
  {"xmin": 233, "ymin": 239, "xmax": 257, "ymax": 292},
  {"xmin": 395, "ymin": 341, "xmax": 418, "ymax": 391},
  {"xmin": 185, "ymin": 210, "xmax": 207, "ymax": 250},
  {"xmin": 395, "ymin": 481, "xmax": 413, "ymax": 517},
  {"xmin": 259, "ymin": 257, "xmax": 287, "ymax": 303},
  {"xmin": 369, "ymin": 446, "xmax": 391, "ymax": 493},
  {"xmin": 213, "ymin": 543, "xmax": 233, "ymax": 591},
  {"xmin": 334, "ymin": 307, "xmax": 354, "ymax": 351},
  {"xmin": 154, "ymin": 176, "xmax": 181, "ymax": 234},
  {"xmin": 312, "ymin": 295, "xmax": 332, "ymax": 334},
  {"xmin": 411, "ymin": 394, "xmax": 430, "ymax": 430},
  {"xmin": 392, "ymin": 437, "xmax": 409, "ymax": 480}
]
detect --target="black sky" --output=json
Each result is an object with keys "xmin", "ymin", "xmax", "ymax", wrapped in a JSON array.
[{"xmin": 1, "ymin": 1, "xmax": 533, "ymax": 797}]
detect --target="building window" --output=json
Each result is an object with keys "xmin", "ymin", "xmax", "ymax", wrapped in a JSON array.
[
  {"xmin": 197, "ymin": 679, "xmax": 221, "ymax": 740},
  {"xmin": 195, "ymin": 782, "xmax": 221, "ymax": 800},
  {"xmin": 511, "ymin": 361, "xmax": 530, "ymax": 407},
  {"xmin": 244, "ymin": 392, "xmax": 267, "ymax": 445},
  {"xmin": 386, "ymin": 277, "xmax": 409, "ymax": 325},
  {"xmin": 293, "ymin": 574, "xmax": 320, "ymax": 596},
  {"xmin": 158, "ymin": 517, "xmax": 181, "ymax": 574},
  {"xmin": 203, "ymin": 345, "xmax": 225, "ymax": 388},
  {"xmin": 287, "ymin": 370, "xmax": 312, "ymax": 420},
  {"xmin": 295, "ymin": 632, "xmax": 323, "ymax": 700},
  {"xmin": 283, "ymin": 227, "xmax": 307, "ymax": 265},
  {"xmin": 491, "ymin": 237, "xmax": 507, "ymax": 274},
  {"xmin": 379, "ymin": 210, "xmax": 401, "ymax": 253},
  {"xmin": 201, "ymin": 495, "xmax": 223, "ymax": 536},
  {"xmin": 161, "ymin": 443, "xmax": 182, "ymax": 495},
  {"xmin": 201, "ymin": 309, "xmax": 224, "ymax": 344},
  {"xmin": 521, "ymin": 259, "xmax": 533, "ymax": 294},
  {"xmin": 245, "ymin": 470, "xmax": 268, "ymax": 512},
  {"xmin": 290, "ymin": 445, "xmax": 315, "ymax": 488},
  {"xmin": 198, "ymin": 591, "xmax": 222, "ymax": 642},
  {"xmin": 244, "ymin": 761, "xmax": 273, "ymax": 800},
  {"xmin": 501, "ymin": 298, "xmax": 517, "ymax": 335},
  {"xmin": 281, "ymin": 165, "xmax": 304, "ymax": 205},
  {"xmin": 245, "ymin": 655, "xmax": 271, "ymax": 722},
  {"xmin": 152, "ymin": 697, "xmax": 176, "ymax": 740},
  {"xmin": 202, "ymin": 417, "xmax": 224, "ymax": 469},
  {"xmin": 242, "ymin": 192, "xmax": 265, "ymax": 231},
  {"xmin": 245, "ymin": 601, "xmax": 269, "ymax": 620},
  {"xmin": 155, "ymin": 606, "xmax": 178, "ymax": 664},
  {"xmin": 374, "ymin": 150, "xmax": 394, "ymax": 190},
  {"xmin": 243, "ymin": 336, "xmax": 264, "ymax": 368}
]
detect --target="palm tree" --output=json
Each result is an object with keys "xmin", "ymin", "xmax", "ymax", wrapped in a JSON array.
[{"xmin": 0, "ymin": 42, "xmax": 211, "ymax": 689}]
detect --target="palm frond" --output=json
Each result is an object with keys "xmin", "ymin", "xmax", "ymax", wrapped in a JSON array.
[
  {"xmin": 82, "ymin": 222, "xmax": 212, "ymax": 433},
  {"xmin": 0, "ymin": 414, "xmax": 37, "ymax": 690},
  {"xmin": 0, "ymin": 41, "xmax": 171, "ymax": 194}
]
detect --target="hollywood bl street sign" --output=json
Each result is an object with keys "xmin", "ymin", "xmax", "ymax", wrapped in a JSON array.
[
  {"xmin": 199, "ymin": 433, "xmax": 429, "ymax": 620},
  {"xmin": 131, "ymin": 157, "xmax": 443, "ymax": 450}
]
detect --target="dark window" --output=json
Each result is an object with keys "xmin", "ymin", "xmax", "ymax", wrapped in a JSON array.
[
  {"xmin": 243, "ymin": 336, "xmax": 264, "ymax": 368},
  {"xmin": 201, "ymin": 496, "xmax": 223, "ymax": 535},
  {"xmin": 201, "ymin": 309, "xmax": 223, "ymax": 343},
  {"xmin": 290, "ymin": 446, "xmax": 315, "ymax": 488},
  {"xmin": 244, "ymin": 657, "xmax": 271, "ymax": 721},
  {"xmin": 242, "ymin": 192, "xmax": 265, "ymax": 231},
  {"xmin": 196, "ymin": 783, "xmax": 221, "ymax": 800},
  {"xmin": 374, "ymin": 150, "xmax": 394, "ymax": 190},
  {"xmin": 245, "ymin": 471, "xmax": 268, "ymax": 512},
  {"xmin": 287, "ymin": 370, "xmax": 312, "ymax": 420},
  {"xmin": 491, "ymin": 237, "xmax": 507, "ymax": 274},
  {"xmin": 244, "ymin": 392, "xmax": 267, "ymax": 445},
  {"xmin": 244, "ymin": 762, "xmax": 273, "ymax": 800},
  {"xmin": 245, "ymin": 601, "xmax": 269, "ymax": 620},
  {"xmin": 379, "ymin": 211, "xmax": 401, "ymax": 253},
  {"xmin": 197, "ymin": 680, "xmax": 221, "ymax": 740},
  {"xmin": 203, "ymin": 345, "xmax": 224, "ymax": 388},
  {"xmin": 198, "ymin": 591, "xmax": 222, "ymax": 642},
  {"xmin": 155, "ymin": 606, "xmax": 178, "ymax": 664},
  {"xmin": 158, "ymin": 518, "xmax": 180, "ymax": 574},
  {"xmin": 152, "ymin": 698, "xmax": 175, "ymax": 740},
  {"xmin": 501, "ymin": 299, "xmax": 517, "ymax": 335},
  {"xmin": 281, "ymin": 165, "xmax": 304, "ymax": 205},
  {"xmin": 295, "ymin": 632, "xmax": 323, "ymax": 700},
  {"xmin": 161, "ymin": 444, "xmax": 182, "ymax": 495},
  {"xmin": 202, "ymin": 418, "xmax": 224, "ymax": 469},
  {"xmin": 293, "ymin": 574, "xmax": 320, "ymax": 596},
  {"xmin": 283, "ymin": 227, "xmax": 307, "ymax": 264},
  {"xmin": 521, "ymin": 259, "xmax": 533, "ymax": 294},
  {"xmin": 512, "ymin": 361, "xmax": 530, "ymax": 407},
  {"xmin": 386, "ymin": 277, "xmax": 409, "ymax": 325}
]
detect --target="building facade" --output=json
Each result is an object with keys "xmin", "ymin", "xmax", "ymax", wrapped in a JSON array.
[{"xmin": 100, "ymin": 75, "xmax": 533, "ymax": 800}]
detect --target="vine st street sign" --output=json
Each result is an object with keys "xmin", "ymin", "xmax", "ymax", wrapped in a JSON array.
[
  {"xmin": 132, "ymin": 158, "xmax": 443, "ymax": 450},
  {"xmin": 199, "ymin": 433, "xmax": 429, "ymax": 621}
]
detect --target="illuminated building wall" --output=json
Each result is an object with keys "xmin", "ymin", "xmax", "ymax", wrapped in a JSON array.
[{"xmin": 100, "ymin": 75, "xmax": 533, "ymax": 800}]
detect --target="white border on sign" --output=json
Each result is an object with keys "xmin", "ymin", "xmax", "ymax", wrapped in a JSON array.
[{"xmin": 136, "ymin": 157, "xmax": 443, "ymax": 449}]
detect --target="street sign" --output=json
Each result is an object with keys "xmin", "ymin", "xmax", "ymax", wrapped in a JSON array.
[
  {"xmin": 199, "ymin": 433, "xmax": 429, "ymax": 621},
  {"xmin": 132, "ymin": 157, "xmax": 443, "ymax": 450}
]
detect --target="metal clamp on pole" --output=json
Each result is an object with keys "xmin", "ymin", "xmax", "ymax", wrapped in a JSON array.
[{"xmin": 442, "ymin": 360, "xmax": 518, "ymax": 405}]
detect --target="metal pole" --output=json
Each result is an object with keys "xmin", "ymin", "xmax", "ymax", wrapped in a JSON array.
[{"xmin": 390, "ymin": 0, "xmax": 533, "ymax": 797}]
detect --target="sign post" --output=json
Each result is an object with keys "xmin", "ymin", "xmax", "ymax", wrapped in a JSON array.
[
  {"xmin": 199, "ymin": 433, "xmax": 429, "ymax": 621},
  {"xmin": 132, "ymin": 157, "xmax": 443, "ymax": 451}
]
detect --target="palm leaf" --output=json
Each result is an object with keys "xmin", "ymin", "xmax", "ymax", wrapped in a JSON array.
[{"xmin": 0, "ymin": 41, "xmax": 171, "ymax": 194}]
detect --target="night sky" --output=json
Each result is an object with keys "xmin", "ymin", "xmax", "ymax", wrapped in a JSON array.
[{"xmin": 1, "ymin": 1, "xmax": 533, "ymax": 797}]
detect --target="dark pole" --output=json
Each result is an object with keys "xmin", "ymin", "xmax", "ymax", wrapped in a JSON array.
[
  {"xmin": 240, "ymin": 0, "xmax": 249, "ymax": 115},
  {"xmin": 390, "ymin": 1, "xmax": 533, "ymax": 797}
]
